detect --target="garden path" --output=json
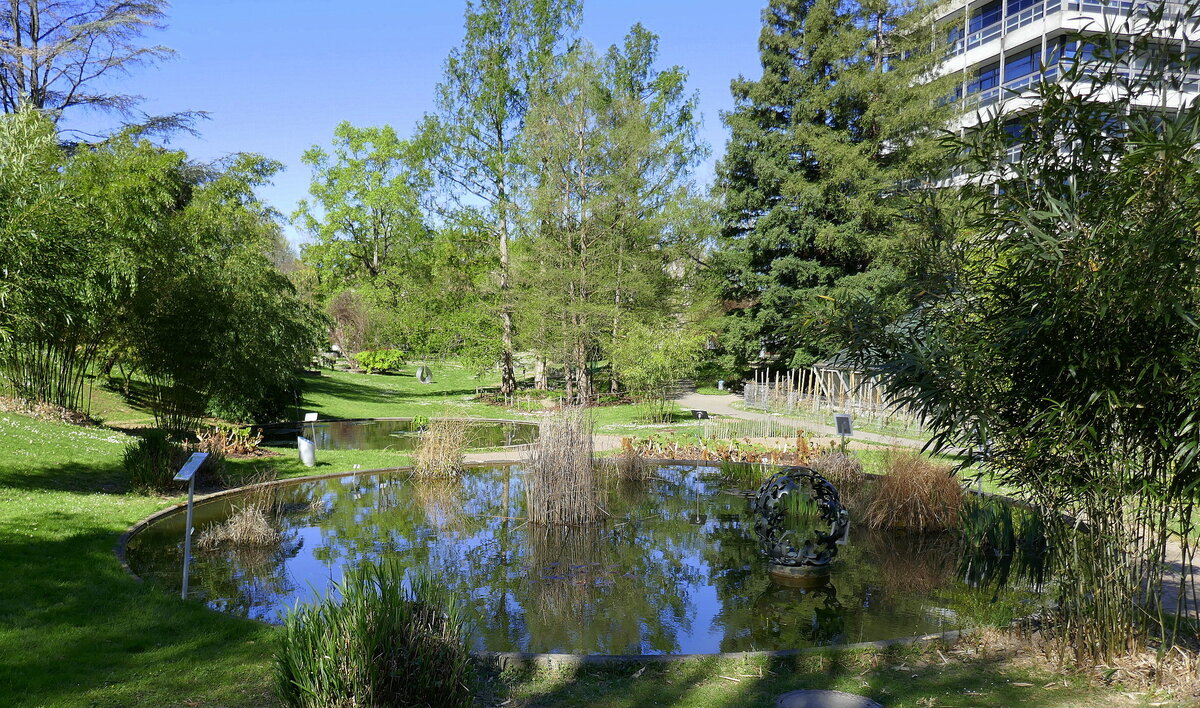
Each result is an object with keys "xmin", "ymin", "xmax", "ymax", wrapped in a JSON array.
[{"xmin": 672, "ymin": 391, "xmax": 934, "ymax": 451}]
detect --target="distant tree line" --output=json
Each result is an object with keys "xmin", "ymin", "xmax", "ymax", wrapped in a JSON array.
[{"xmin": 295, "ymin": 0, "xmax": 716, "ymax": 405}]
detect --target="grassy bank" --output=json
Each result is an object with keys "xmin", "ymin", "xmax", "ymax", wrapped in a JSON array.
[{"xmin": 0, "ymin": 374, "xmax": 1166, "ymax": 707}]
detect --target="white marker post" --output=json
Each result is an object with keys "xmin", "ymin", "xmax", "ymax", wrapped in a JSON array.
[
  {"xmin": 834, "ymin": 413, "xmax": 853, "ymax": 451},
  {"xmin": 298, "ymin": 412, "xmax": 319, "ymax": 467},
  {"xmin": 174, "ymin": 452, "xmax": 209, "ymax": 600}
]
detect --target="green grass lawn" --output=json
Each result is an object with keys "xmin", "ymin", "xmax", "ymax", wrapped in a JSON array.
[{"xmin": 0, "ymin": 373, "xmax": 1166, "ymax": 707}]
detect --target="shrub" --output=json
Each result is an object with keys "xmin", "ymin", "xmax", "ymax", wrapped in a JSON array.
[
  {"xmin": 123, "ymin": 431, "xmax": 187, "ymax": 494},
  {"xmin": 273, "ymin": 561, "xmax": 473, "ymax": 708},
  {"xmin": 353, "ymin": 348, "xmax": 405, "ymax": 374},
  {"xmin": 864, "ymin": 451, "xmax": 962, "ymax": 532},
  {"xmin": 413, "ymin": 418, "xmax": 469, "ymax": 478}
]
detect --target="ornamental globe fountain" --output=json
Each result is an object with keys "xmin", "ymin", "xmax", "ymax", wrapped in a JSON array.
[{"xmin": 752, "ymin": 466, "xmax": 850, "ymax": 586}]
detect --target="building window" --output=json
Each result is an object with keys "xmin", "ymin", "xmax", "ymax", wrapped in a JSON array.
[
  {"xmin": 1004, "ymin": 46, "xmax": 1040, "ymax": 83},
  {"xmin": 970, "ymin": 0, "xmax": 1003, "ymax": 33},
  {"xmin": 968, "ymin": 62, "xmax": 1001, "ymax": 93}
]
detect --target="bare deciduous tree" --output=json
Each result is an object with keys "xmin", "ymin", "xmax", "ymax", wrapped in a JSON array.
[{"xmin": 0, "ymin": 0, "xmax": 172, "ymax": 119}]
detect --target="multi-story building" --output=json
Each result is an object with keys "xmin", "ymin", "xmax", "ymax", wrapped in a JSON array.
[{"xmin": 934, "ymin": 0, "xmax": 1200, "ymax": 128}]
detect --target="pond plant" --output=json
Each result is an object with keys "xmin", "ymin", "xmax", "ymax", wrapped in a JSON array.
[
  {"xmin": 274, "ymin": 561, "xmax": 473, "ymax": 708},
  {"xmin": 413, "ymin": 418, "xmax": 469, "ymax": 478},
  {"xmin": 526, "ymin": 406, "xmax": 601, "ymax": 524}
]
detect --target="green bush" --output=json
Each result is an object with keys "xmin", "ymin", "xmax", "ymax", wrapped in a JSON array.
[
  {"xmin": 274, "ymin": 561, "xmax": 473, "ymax": 708},
  {"xmin": 123, "ymin": 431, "xmax": 186, "ymax": 494},
  {"xmin": 353, "ymin": 348, "xmax": 406, "ymax": 374}
]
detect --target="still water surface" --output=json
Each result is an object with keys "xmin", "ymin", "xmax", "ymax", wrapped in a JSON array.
[
  {"xmin": 125, "ymin": 463, "xmax": 1044, "ymax": 654},
  {"xmin": 260, "ymin": 418, "xmax": 539, "ymax": 451}
]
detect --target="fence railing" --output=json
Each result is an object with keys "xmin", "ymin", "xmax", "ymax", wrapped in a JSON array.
[{"xmin": 742, "ymin": 366, "xmax": 925, "ymax": 433}]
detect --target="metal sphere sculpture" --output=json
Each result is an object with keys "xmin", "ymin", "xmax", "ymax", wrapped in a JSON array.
[{"xmin": 753, "ymin": 466, "xmax": 850, "ymax": 569}]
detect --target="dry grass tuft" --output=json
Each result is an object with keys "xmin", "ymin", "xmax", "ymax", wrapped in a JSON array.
[
  {"xmin": 809, "ymin": 450, "xmax": 865, "ymax": 487},
  {"xmin": 197, "ymin": 501, "xmax": 281, "ymax": 549},
  {"xmin": 611, "ymin": 436, "xmax": 650, "ymax": 482},
  {"xmin": 864, "ymin": 450, "xmax": 963, "ymax": 532},
  {"xmin": 526, "ymin": 407, "xmax": 601, "ymax": 525},
  {"xmin": 413, "ymin": 418, "xmax": 469, "ymax": 478}
]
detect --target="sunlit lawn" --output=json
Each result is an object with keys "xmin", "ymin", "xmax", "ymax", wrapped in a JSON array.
[{"xmin": 0, "ymin": 377, "xmax": 1149, "ymax": 707}]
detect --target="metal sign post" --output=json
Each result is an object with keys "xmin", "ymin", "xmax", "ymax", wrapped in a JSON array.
[
  {"xmin": 834, "ymin": 413, "xmax": 853, "ymax": 451},
  {"xmin": 174, "ymin": 452, "xmax": 209, "ymax": 600}
]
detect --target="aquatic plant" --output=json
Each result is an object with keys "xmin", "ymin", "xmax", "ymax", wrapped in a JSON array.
[
  {"xmin": 611, "ymin": 436, "xmax": 650, "ymax": 482},
  {"xmin": 864, "ymin": 451, "xmax": 963, "ymax": 532},
  {"xmin": 196, "ymin": 502, "xmax": 281, "ymax": 550},
  {"xmin": 413, "ymin": 418, "xmax": 469, "ymax": 478},
  {"xmin": 526, "ymin": 407, "xmax": 601, "ymax": 524},
  {"xmin": 274, "ymin": 561, "xmax": 472, "ymax": 708},
  {"xmin": 808, "ymin": 450, "xmax": 865, "ymax": 488}
]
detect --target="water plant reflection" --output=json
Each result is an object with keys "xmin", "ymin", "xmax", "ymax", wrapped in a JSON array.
[{"xmin": 125, "ymin": 463, "xmax": 1053, "ymax": 654}]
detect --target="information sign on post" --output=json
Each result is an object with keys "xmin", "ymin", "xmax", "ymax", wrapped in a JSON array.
[
  {"xmin": 834, "ymin": 413, "xmax": 853, "ymax": 450},
  {"xmin": 173, "ymin": 452, "xmax": 209, "ymax": 600}
]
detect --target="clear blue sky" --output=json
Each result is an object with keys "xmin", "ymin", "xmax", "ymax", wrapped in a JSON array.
[{"xmin": 63, "ymin": 1, "xmax": 765, "ymax": 245}]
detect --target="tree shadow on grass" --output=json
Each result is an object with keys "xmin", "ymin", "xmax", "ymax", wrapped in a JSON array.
[
  {"xmin": 303, "ymin": 372, "xmax": 482, "ymax": 408},
  {"xmin": 0, "ymin": 525, "xmax": 278, "ymax": 708},
  {"xmin": 0, "ymin": 460, "xmax": 132, "ymax": 495},
  {"xmin": 484, "ymin": 647, "xmax": 1103, "ymax": 707}
]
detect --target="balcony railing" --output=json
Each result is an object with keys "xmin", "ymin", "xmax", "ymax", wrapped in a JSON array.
[
  {"xmin": 1065, "ymin": 0, "xmax": 1133, "ymax": 13},
  {"xmin": 966, "ymin": 21, "xmax": 1003, "ymax": 50},
  {"xmin": 1005, "ymin": 0, "xmax": 1062, "ymax": 32},
  {"xmin": 964, "ymin": 84, "xmax": 1002, "ymax": 108}
]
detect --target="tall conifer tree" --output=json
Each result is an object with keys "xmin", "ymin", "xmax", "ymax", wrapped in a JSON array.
[{"xmin": 715, "ymin": 0, "xmax": 952, "ymax": 369}]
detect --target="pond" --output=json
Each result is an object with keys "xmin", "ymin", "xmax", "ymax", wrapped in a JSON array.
[
  {"xmin": 124, "ymin": 462, "xmax": 1050, "ymax": 655},
  {"xmin": 257, "ymin": 418, "xmax": 539, "ymax": 451}
]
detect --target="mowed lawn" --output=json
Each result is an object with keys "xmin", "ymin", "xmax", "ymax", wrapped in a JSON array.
[{"xmin": 0, "ymin": 383, "xmax": 1151, "ymax": 707}]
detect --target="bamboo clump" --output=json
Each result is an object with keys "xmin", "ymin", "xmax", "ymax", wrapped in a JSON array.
[{"xmin": 526, "ymin": 407, "xmax": 601, "ymax": 525}]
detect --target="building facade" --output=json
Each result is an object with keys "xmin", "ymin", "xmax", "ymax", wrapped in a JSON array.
[{"xmin": 934, "ymin": 0, "xmax": 1200, "ymax": 127}]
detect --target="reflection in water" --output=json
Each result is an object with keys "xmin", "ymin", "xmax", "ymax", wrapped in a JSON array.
[
  {"xmin": 260, "ymin": 419, "xmax": 539, "ymax": 451},
  {"xmin": 125, "ymin": 463, "xmax": 1051, "ymax": 655}
]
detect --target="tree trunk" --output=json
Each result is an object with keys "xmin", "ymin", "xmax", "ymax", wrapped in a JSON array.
[{"xmin": 497, "ymin": 127, "xmax": 517, "ymax": 396}]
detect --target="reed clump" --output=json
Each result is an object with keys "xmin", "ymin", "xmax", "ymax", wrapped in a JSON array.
[
  {"xmin": 274, "ymin": 561, "xmax": 473, "ymax": 708},
  {"xmin": 808, "ymin": 451, "xmax": 865, "ymax": 488},
  {"xmin": 864, "ymin": 451, "xmax": 963, "ymax": 532},
  {"xmin": 196, "ymin": 501, "xmax": 281, "ymax": 550},
  {"xmin": 413, "ymin": 418, "xmax": 469, "ymax": 478},
  {"xmin": 526, "ymin": 407, "xmax": 601, "ymax": 525},
  {"xmin": 611, "ymin": 436, "xmax": 650, "ymax": 482}
]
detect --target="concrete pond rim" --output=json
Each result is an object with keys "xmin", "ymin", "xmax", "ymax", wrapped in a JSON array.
[{"xmin": 113, "ymin": 458, "xmax": 1024, "ymax": 667}]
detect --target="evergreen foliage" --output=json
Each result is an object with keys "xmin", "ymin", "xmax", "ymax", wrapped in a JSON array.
[
  {"xmin": 715, "ymin": 0, "xmax": 953, "ymax": 369},
  {"xmin": 516, "ymin": 26, "xmax": 710, "ymax": 402},
  {"xmin": 424, "ymin": 0, "xmax": 583, "ymax": 395}
]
